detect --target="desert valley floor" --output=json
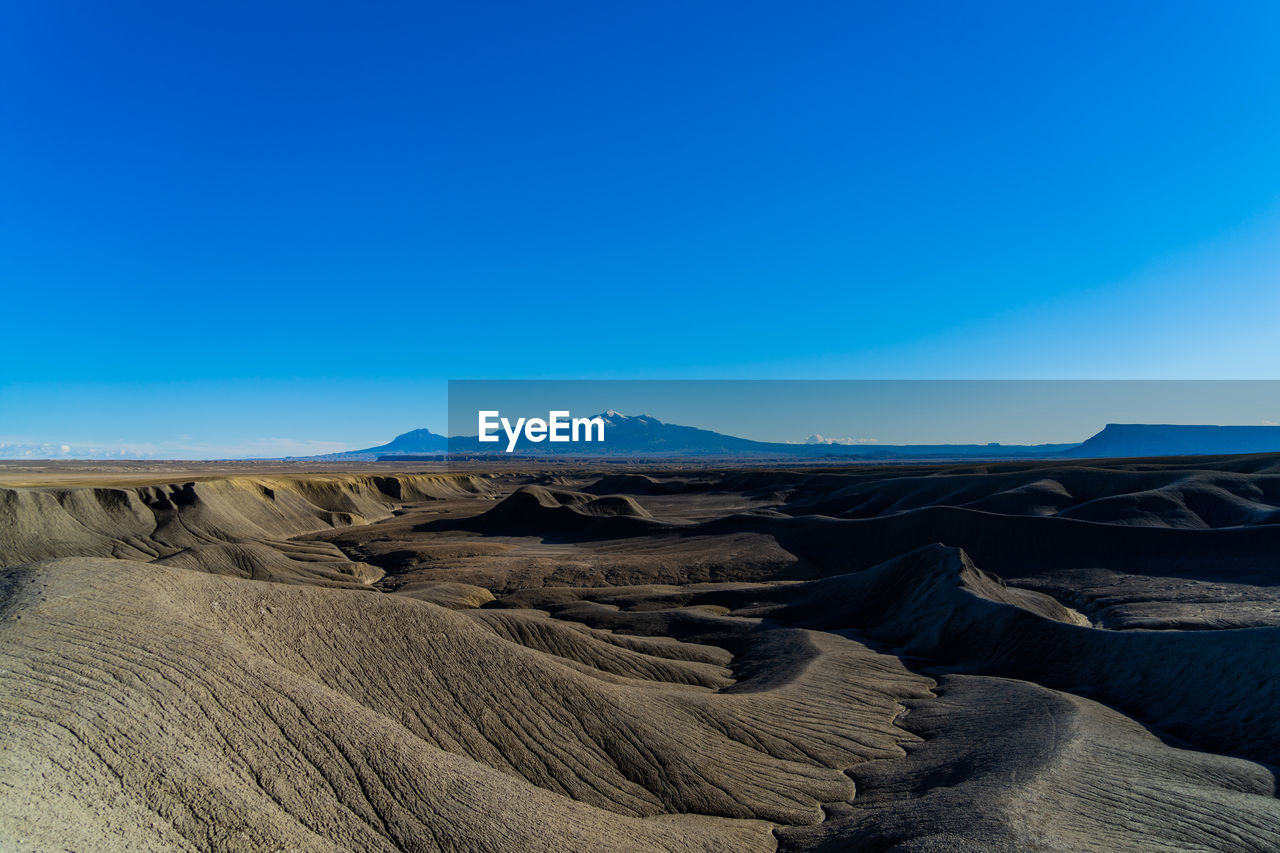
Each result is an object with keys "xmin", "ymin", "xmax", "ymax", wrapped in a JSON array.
[{"xmin": 2, "ymin": 455, "xmax": 1279, "ymax": 851}]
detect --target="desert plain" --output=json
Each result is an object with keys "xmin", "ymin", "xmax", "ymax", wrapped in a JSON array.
[{"xmin": 2, "ymin": 454, "xmax": 1279, "ymax": 851}]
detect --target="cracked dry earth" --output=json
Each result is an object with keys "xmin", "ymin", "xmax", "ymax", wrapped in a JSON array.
[{"xmin": 2, "ymin": 458, "xmax": 1279, "ymax": 851}]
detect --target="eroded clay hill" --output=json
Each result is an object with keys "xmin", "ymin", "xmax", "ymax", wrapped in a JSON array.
[
  {"xmin": 0, "ymin": 473, "xmax": 490, "ymax": 586},
  {"xmin": 3, "ymin": 457, "xmax": 1280, "ymax": 851}
]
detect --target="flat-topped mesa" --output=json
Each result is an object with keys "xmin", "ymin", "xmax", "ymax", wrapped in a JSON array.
[{"xmin": 1063, "ymin": 423, "xmax": 1280, "ymax": 458}]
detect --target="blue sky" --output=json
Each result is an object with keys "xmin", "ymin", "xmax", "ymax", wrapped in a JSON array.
[{"xmin": 3, "ymin": 2, "xmax": 1279, "ymax": 456}]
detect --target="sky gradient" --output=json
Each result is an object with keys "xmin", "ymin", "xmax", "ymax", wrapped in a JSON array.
[{"xmin": 3, "ymin": 2, "xmax": 1279, "ymax": 457}]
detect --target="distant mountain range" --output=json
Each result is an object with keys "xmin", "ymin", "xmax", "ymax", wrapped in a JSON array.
[
  {"xmin": 335, "ymin": 411, "xmax": 1068, "ymax": 461},
  {"xmin": 439, "ymin": 411, "xmax": 1076, "ymax": 458},
  {"xmin": 10, "ymin": 417, "xmax": 1280, "ymax": 462},
  {"xmin": 322, "ymin": 415, "xmax": 1280, "ymax": 462}
]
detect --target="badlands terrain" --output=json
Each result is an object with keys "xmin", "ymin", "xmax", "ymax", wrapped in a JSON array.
[{"xmin": 2, "ymin": 454, "xmax": 1279, "ymax": 851}]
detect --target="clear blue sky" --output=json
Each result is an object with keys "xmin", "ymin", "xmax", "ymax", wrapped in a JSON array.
[{"xmin": 3, "ymin": 2, "xmax": 1279, "ymax": 456}]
